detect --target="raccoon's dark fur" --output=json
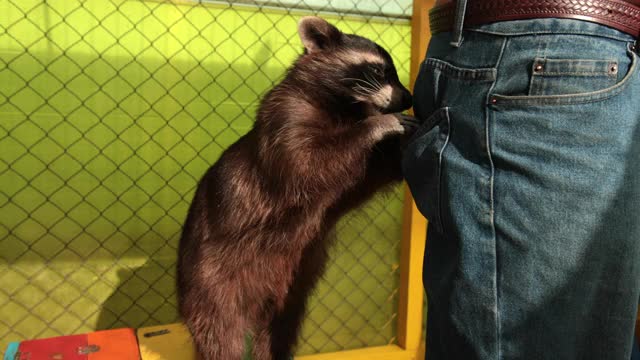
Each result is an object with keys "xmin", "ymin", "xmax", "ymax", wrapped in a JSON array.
[{"xmin": 177, "ymin": 16, "xmax": 415, "ymax": 360}]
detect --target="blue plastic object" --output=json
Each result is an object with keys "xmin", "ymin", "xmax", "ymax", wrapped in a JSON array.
[{"xmin": 3, "ymin": 342, "xmax": 19, "ymax": 360}]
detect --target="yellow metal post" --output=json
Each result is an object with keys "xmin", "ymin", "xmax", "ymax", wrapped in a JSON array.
[{"xmin": 396, "ymin": 0, "xmax": 433, "ymax": 355}]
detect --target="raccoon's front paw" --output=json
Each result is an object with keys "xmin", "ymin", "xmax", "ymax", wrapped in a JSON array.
[
  {"xmin": 394, "ymin": 113, "xmax": 421, "ymax": 134},
  {"xmin": 366, "ymin": 114, "xmax": 405, "ymax": 142}
]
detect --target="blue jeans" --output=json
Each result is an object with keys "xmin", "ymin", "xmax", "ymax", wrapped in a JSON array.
[{"xmin": 403, "ymin": 18, "xmax": 640, "ymax": 359}]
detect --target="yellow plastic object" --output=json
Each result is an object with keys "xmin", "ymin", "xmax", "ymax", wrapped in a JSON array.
[
  {"xmin": 134, "ymin": 322, "xmax": 425, "ymax": 360},
  {"xmin": 297, "ymin": 345, "xmax": 414, "ymax": 360},
  {"xmin": 137, "ymin": 323, "xmax": 196, "ymax": 360}
]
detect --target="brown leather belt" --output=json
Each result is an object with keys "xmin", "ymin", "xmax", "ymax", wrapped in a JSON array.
[{"xmin": 429, "ymin": 0, "xmax": 640, "ymax": 38}]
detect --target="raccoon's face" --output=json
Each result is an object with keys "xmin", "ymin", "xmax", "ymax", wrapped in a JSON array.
[{"xmin": 297, "ymin": 17, "xmax": 412, "ymax": 114}]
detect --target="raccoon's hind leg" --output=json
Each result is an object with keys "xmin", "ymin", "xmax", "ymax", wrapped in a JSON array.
[
  {"xmin": 252, "ymin": 327, "xmax": 272, "ymax": 360},
  {"xmin": 181, "ymin": 286, "xmax": 248, "ymax": 360},
  {"xmin": 252, "ymin": 300, "xmax": 276, "ymax": 360},
  {"xmin": 268, "ymin": 237, "xmax": 331, "ymax": 360}
]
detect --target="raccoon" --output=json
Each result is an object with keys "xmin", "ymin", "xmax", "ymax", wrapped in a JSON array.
[{"xmin": 177, "ymin": 16, "xmax": 417, "ymax": 360}]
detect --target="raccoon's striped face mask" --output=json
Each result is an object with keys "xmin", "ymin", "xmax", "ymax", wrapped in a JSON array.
[{"xmin": 297, "ymin": 16, "xmax": 413, "ymax": 114}]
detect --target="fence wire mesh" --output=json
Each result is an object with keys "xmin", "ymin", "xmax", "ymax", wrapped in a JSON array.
[{"xmin": 0, "ymin": 0, "xmax": 413, "ymax": 356}]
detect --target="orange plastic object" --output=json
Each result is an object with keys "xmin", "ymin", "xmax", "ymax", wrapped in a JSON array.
[{"xmin": 87, "ymin": 328, "xmax": 140, "ymax": 360}]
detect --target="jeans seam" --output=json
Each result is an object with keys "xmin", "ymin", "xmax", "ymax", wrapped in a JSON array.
[
  {"xmin": 486, "ymin": 36, "xmax": 508, "ymax": 360},
  {"xmin": 437, "ymin": 107, "xmax": 451, "ymax": 233}
]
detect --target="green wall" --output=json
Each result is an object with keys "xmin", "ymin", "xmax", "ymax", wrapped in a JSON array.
[{"xmin": 0, "ymin": 0, "xmax": 411, "ymax": 356}]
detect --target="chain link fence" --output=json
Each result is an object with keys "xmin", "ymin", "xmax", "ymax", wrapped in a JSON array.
[{"xmin": 0, "ymin": 0, "xmax": 413, "ymax": 356}]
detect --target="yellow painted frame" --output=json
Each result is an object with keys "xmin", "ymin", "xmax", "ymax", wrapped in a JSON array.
[{"xmin": 298, "ymin": 1, "xmax": 434, "ymax": 359}]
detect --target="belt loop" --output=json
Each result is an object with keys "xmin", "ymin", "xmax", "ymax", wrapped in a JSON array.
[{"xmin": 450, "ymin": 0, "xmax": 468, "ymax": 47}]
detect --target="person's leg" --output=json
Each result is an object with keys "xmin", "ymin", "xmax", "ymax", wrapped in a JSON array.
[{"xmin": 404, "ymin": 19, "xmax": 640, "ymax": 359}]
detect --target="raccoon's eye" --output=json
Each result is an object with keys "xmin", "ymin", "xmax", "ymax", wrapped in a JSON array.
[{"xmin": 367, "ymin": 64, "xmax": 384, "ymax": 78}]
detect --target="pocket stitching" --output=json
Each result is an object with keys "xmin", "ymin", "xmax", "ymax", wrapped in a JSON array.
[
  {"xmin": 529, "ymin": 71, "xmax": 618, "ymax": 97},
  {"xmin": 425, "ymin": 58, "xmax": 497, "ymax": 82},
  {"xmin": 532, "ymin": 58, "xmax": 618, "ymax": 77},
  {"xmin": 495, "ymin": 46, "xmax": 638, "ymax": 106}
]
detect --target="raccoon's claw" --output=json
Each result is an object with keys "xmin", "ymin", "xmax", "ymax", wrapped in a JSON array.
[{"xmin": 393, "ymin": 113, "xmax": 421, "ymax": 133}]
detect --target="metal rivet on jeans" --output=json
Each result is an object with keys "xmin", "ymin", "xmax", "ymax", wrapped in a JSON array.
[
  {"xmin": 534, "ymin": 64, "xmax": 543, "ymax": 72},
  {"xmin": 610, "ymin": 64, "xmax": 618, "ymax": 74}
]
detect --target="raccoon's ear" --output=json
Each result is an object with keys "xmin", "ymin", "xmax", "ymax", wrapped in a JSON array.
[{"xmin": 298, "ymin": 16, "xmax": 343, "ymax": 53}]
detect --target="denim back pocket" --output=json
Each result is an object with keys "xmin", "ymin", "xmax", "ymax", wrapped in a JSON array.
[
  {"xmin": 528, "ymin": 58, "xmax": 618, "ymax": 96},
  {"xmin": 402, "ymin": 107, "xmax": 450, "ymax": 233}
]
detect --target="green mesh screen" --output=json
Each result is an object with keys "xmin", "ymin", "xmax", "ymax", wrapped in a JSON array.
[{"xmin": 0, "ymin": 0, "xmax": 412, "ymax": 356}]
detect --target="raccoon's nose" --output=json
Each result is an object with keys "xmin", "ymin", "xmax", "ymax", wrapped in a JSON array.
[{"xmin": 401, "ymin": 89, "xmax": 413, "ymax": 110}]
